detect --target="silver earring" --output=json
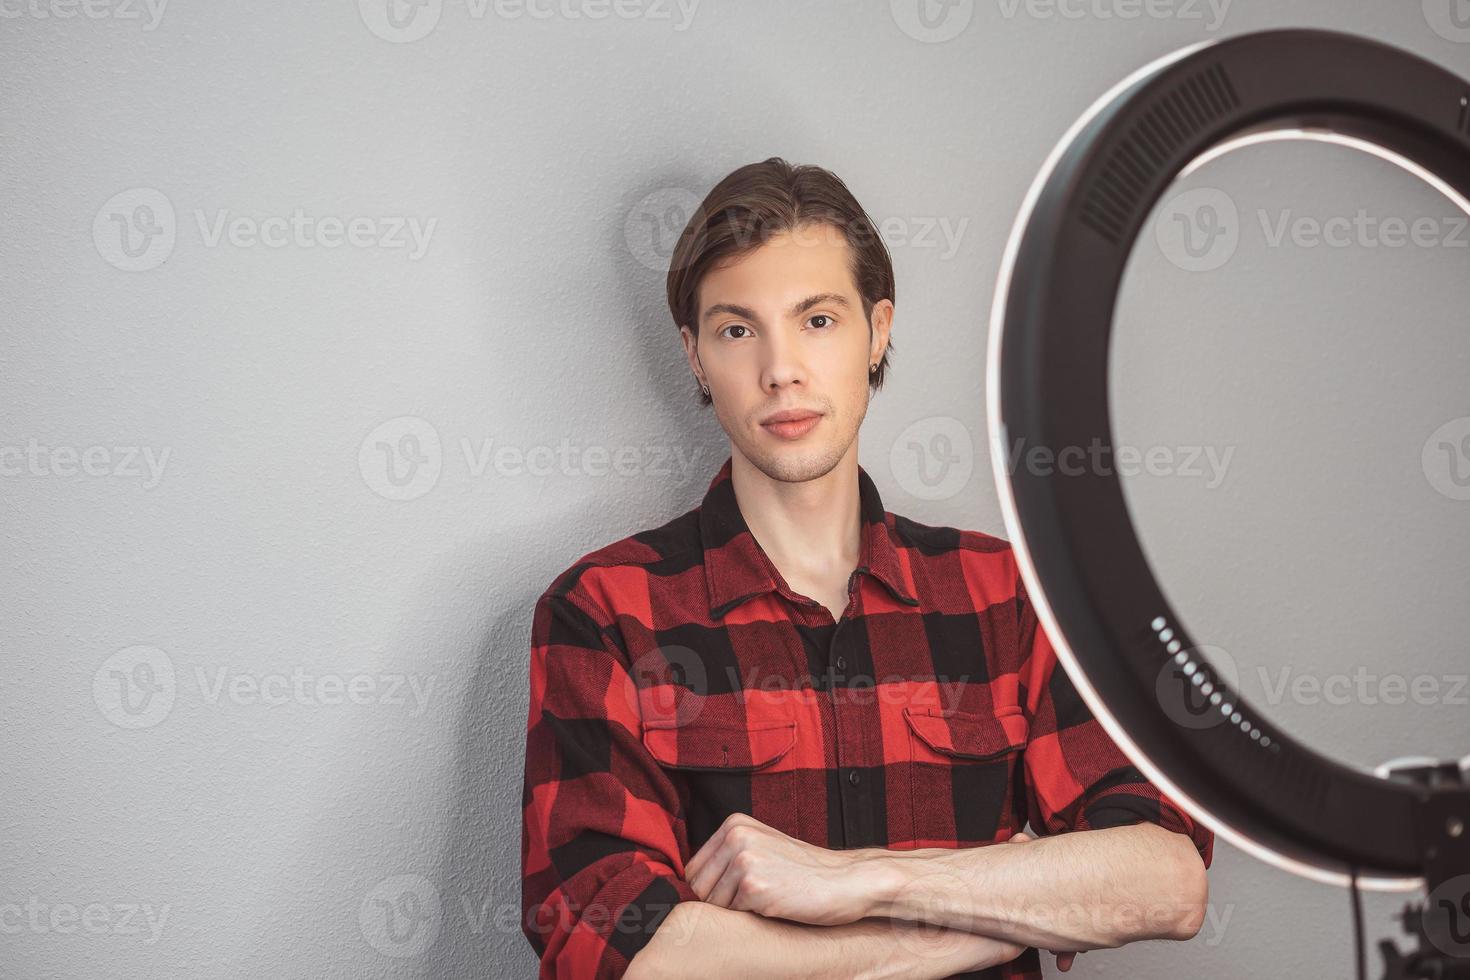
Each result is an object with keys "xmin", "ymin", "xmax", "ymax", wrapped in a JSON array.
[
  {"xmin": 701, "ymin": 384, "xmax": 710, "ymax": 397},
  {"xmin": 869, "ymin": 363, "xmax": 877, "ymax": 374}
]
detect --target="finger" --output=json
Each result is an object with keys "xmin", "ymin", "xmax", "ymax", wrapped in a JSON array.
[
  {"xmin": 685, "ymin": 840, "xmax": 713, "ymax": 883},
  {"xmin": 687, "ymin": 843, "xmax": 732, "ymax": 900},
  {"xmin": 704, "ymin": 854, "xmax": 745, "ymax": 909},
  {"xmin": 1010, "ymin": 831, "xmax": 1032, "ymax": 843},
  {"xmin": 685, "ymin": 811, "xmax": 758, "ymax": 875},
  {"xmin": 686, "ymin": 812, "xmax": 754, "ymax": 881},
  {"xmin": 1058, "ymin": 952, "xmax": 1076, "ymax": 971},
  {"xmin": 684, "ymin": 826, "xmax": 723, "ymax": 882}
]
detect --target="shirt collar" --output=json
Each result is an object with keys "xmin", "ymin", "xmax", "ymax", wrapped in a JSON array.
[{"xmin": 698, "ymin": 454, "xmax": 921, "ymax": 619}]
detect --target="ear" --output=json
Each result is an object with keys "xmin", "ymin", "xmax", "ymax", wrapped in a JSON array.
[
  {"xmin": 679, "ymin": 325, "xmax": 705, "ymax": 387},
  {"xmin": 868, "ymin": 299, "xmax": 894, "ymax": 363}
]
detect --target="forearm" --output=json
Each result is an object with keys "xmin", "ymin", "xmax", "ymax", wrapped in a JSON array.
[
  {"xmin": 869, "ymin": 823, "xmax": 1208, "ymax": 951},
  {"xmin": 624, "ymin": 900, "xmax": 1024, "ymax": 980}
]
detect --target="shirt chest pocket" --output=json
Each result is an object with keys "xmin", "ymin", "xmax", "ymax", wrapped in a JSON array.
[
  {"xmin": 903, "ymin": 705, "xmax": 1028, "ymax": 847},
  {"xmin": 641, "ymin": 702, "xmax": 800, "ymax": 849}
]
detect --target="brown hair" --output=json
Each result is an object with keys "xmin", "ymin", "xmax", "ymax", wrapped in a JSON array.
[{"xmin": 665, "ymin": 157, "xmax": 896, "ymax": 407}]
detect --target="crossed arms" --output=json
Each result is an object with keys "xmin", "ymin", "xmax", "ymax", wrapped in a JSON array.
[{"xmin": 624, "ymin": 811, "xmax": 1208, "ymax": 979}]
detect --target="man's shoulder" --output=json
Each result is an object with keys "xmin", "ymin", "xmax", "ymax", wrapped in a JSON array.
[
  {"xmin": 537, "ymin": 504, "xmax": 704, "ymax": 617},
  {"xmin": 885, "ymin": 509, "xmax": 1015, "ymax": 559},
  {"xmin": 884, "ymin": 510, "xmax": 1022, "ymax": 595},
  {"xmin": 886, "ymin": 510, "xmax": 1011, "ymax": 553}
]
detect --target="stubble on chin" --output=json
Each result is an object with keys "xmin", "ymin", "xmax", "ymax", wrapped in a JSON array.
[{"xmin": 740, "ymin": 411, "xmax": 861, "ymax": 485}]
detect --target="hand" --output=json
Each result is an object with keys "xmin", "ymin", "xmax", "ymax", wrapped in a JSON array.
[
  {"xmin": 1008, "ymin": 831, "xmax": 1083, "ymax": 972},
  {"xmin": 885, "ymin": 917, "xmax": 1029, "ymax": 973},
  {"xmin": 684, "ymin": 812, "xmax": 881, "ymax": 926}
]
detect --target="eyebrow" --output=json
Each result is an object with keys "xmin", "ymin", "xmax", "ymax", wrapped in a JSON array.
[{"xmin": 701, "ymin": 292, "xmax": 851, "ymax": 326}]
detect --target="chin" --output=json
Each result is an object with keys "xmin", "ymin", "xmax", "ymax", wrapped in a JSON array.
[{"xmin": 742, "ymin": 440, "xmax": 846, "ymax": 484}]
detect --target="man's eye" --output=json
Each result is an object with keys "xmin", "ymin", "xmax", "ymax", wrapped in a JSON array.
[
  {"xmin": 721, "ymin": 324, "xmax": 749, "ymax": 339},
  {"xmin": 810, "ymin": 315, "xmax": 833, "ymax": 329}
]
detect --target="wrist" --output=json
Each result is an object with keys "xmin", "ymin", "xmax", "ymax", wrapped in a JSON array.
[
  {"xmin": 871, "ymin": 845, "xmax": 1000, "ymax": 933},
  {"xmin": 843, "ymin": 917, "xmax": 1011, "ymax": 980},
  {"xmin": 851, "ymin": 849, "xmax": 915, "ymax": 920}
]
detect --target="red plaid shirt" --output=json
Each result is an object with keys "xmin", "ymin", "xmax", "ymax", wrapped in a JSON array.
[{"xmin": 521, "ymin": 454, "xmax": 1213, "ymax": 979}]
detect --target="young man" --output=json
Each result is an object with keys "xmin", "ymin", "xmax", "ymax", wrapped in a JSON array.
[{"xmin": 521, "ymin": 158, "xmax": 1213, "ymax": 979}]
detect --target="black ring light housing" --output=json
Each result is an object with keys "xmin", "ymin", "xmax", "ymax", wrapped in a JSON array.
[{"xmin": 988, "ymin": 27, "xmax": 1470, "ymax": 893}]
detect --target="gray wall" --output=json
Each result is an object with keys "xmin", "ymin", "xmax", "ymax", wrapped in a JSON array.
[{"xmin": 4, "ymin": 1, "xmax": 1469, "ymax": 977}]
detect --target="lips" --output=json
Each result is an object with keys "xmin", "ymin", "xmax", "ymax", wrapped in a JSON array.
[
  {"xmin": 761, "ymin": 410, "xmax": 822, "ymax": 440},
  {"xmin": 761, "ymin": 409, "xmax": 821, "ymax": 425}
]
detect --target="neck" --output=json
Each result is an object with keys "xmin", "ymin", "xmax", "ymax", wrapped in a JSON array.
[{"xmin": 729, "ymin": 444, "xmax": 863, "ymax": 582}]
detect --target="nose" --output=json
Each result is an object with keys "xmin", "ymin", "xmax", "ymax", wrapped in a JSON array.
[{"xmin": 759, "ymin": 324, "xmax": 808, "ymax": 392}]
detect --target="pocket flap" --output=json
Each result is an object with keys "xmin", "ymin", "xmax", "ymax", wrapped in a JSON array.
[
  {"xmin": 903, "ymin": 707, "xmax": 1027, "ymax": 760},
  {"xmin": 642, "ymin": 715, "xmax": 796, "ymax": 772}
]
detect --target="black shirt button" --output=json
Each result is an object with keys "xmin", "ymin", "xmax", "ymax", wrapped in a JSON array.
[
  {"xmin": 835, "ymin": 656, "xmax": 847, "ymax": 672},
  {"xmin": 847, "ymin": 769, "xmax": 860, "ymax": 786}
]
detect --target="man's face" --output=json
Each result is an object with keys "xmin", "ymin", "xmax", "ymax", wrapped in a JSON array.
[{"xmin": 681, "ymin": 222, "xmax": 893, "ymax": 484}]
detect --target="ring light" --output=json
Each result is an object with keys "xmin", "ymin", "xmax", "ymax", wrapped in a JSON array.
[{"xmin": 987, "ymin": 27, "xmax": 1470, "ymax": 899}]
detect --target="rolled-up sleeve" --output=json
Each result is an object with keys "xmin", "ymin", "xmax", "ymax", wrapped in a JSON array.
[
  {"xmin": 1015, "ymin": 574, "xmax": 1214, "ymax": 869},
  {"xmin": 521, "ymin": 588, "xmax": 699, "ymax": 978}
]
